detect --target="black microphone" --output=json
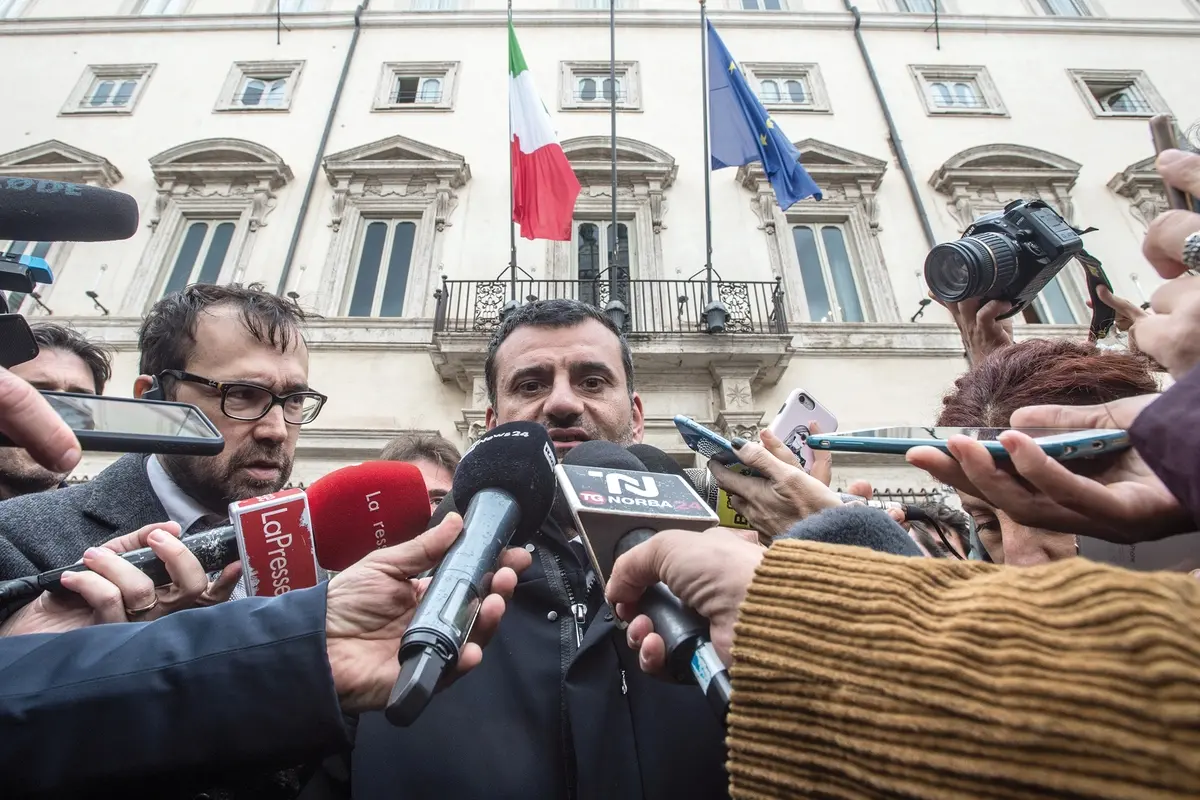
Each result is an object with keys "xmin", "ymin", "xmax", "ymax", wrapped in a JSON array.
[
  {"xmin": 0, "ymin": 177, "xmax": 139, "ymax": 242},
  {"xmin": 560, "ymin": 441, "xmax": 732, "ymax": 721},
  {"xmin": 386, "ymin": 421, "xmax": 557, "ymax": 727}
]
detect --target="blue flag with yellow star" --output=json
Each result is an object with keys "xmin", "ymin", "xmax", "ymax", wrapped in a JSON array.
[{"xmin": 706, "ymin": 21, "xmax": 821, "ymax": 209}]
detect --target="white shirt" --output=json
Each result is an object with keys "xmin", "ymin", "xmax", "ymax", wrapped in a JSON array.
[
  {"xmin": 144, "ymin": 455, "xmax": 246, "ymax": 598},
  {"xmin": 144, "ymin": 455, "xmax": 226, "ymax": 533}
]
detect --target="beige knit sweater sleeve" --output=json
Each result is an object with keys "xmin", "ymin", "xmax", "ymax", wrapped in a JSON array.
[{"xmin": 727, "ymin": 541, "xmax": 1200, "ymax": 800}]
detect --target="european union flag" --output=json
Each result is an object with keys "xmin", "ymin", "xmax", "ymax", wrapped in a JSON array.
[{"xmin": 706, "ymin": 21, "xmax": 821, "ymax": 210}]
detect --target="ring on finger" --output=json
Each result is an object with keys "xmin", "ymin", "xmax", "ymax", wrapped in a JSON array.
[
  {"xmin": 1185, "ymin": 231, "xmax": 1200, "ymax": 273},
  {"xmin": 124, "ymin": 594, "xmax": 160, "ymax": 617}
]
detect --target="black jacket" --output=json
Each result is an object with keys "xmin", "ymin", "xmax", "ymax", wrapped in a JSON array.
[{"xmin": 349, "ymin": 495, "xmax": 730, "ymax": 800}]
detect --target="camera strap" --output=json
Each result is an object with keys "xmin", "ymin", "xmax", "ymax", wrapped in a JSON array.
[{"xmin": 1076, "ymin": 249, "xmax": 1117, "ymax": 342}]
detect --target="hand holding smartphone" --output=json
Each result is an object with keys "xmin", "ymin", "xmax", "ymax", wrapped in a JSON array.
[{"xmin": 1150, "ymin": 114, "xmax": 1200, "ymax": 214}]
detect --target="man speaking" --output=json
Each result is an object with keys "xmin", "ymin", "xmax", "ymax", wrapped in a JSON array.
[{"xmin": 350, "ymin": 300, "xmax": 729, "ymax": 799}]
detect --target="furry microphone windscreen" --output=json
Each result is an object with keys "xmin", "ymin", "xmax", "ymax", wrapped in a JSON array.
[{"xmin": 452, "ymin": 421, "xmax": 558, "ymax": 538}]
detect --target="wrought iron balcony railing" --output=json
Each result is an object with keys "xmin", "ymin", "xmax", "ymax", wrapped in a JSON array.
[{"xmin": 432, "ymin": 277, "xmax": 787, "ymax": 336}]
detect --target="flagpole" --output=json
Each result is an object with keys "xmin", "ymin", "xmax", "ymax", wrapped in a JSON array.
[
  {"xmin": 700, "ymin": 0, "xmax": 714, "ymax": 306},
  {"xmin": 608, "ymin": 0, "xmax": 617, "ymax": 291},
  {"xmin": 507, "ymin": 0, "xmax": 517, "ymax": 301}
]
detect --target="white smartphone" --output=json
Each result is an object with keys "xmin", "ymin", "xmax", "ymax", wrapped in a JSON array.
[{"xmin": 767, "ymin": 389, "xmax": 838, "ymax": 473}]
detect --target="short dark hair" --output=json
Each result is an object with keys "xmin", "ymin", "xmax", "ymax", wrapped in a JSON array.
[
  {"xmin": 380, "ymin": 432, "xmax": 461, "ymax": 472},
  {"xmin": 483, "ymin": 299, "xmax": 635, "ymax": 407},
  {"xmin": 30, "ymin": 322, "xmax": 112, "ymax": 394},
  {"xmin": 937, "ymin": 339, "xmax": 1157, "ymax": 428},
  {"xmin": 138, "ymin": 283, "xmax": 309, "ymax": 386}
]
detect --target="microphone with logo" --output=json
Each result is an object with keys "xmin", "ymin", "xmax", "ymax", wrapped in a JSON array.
[
  {"xmin": 0, "ymin": 461, "xmax": 432, "ymax": 614},
  {"xmin": 557, "ymin": 441, "xmax": 733, "ymax": 720},
  {"xmin": 386, "ymin": 421, "xmax": 558, "ymax": 727}
]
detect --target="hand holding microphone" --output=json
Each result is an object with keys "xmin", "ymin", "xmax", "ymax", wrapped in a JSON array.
[{"xmin": 0, "ymin": 521, "xmax": 241, "ymax": 637}]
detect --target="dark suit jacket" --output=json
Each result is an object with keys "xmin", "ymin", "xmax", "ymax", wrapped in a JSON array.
[
  {"xmin": 0, "ymin": 453, "xmax": 169, "ymax": 580},
  {"xmin": 1131, "ymin": 366, "xmax": 1200, "ymax": 526},
  {"xmin": 0, "ymin": 584, "xmax": 352, "ymax": 797}
]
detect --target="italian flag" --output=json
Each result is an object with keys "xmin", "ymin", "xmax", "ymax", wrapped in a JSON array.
[{"xmin": 509, "ymin": 23, "xmax": 581, "ymax": 241}]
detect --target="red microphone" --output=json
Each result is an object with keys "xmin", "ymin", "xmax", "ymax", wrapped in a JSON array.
[{"xmin": 0, "ymin": 462, "xmax": 432, "ymax": 610}]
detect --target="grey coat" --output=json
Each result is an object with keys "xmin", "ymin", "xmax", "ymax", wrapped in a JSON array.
[{"xmin": 0, "ymin": 453, "xmax": 168, "ymax": 580}]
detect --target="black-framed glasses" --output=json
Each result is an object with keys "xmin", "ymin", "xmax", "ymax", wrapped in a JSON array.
[{"xmin": 159, "ymin": 370, "xmax": 327, "ymax": 425}]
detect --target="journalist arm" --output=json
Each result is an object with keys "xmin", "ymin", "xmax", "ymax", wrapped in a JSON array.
[{"xmin": 609, "ymin": 514, "xmax": 1200, "ymax": 799}]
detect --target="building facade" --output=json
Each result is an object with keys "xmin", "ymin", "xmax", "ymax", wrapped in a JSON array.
[{"xmin": 2, "ymin": 0, "xmax": 1196, "ymax": 491}]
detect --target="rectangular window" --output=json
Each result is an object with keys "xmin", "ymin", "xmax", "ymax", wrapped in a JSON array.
[
  {"xmin": 216, "ymin": 61, "xmax": 303, "ymax": 112},
  {"xmin": 347, "ymin": 220, "xmax": 417, "ymax": 317},
  {"xmin": 910, "ymin": 65, "xmax": 1007, "ymax": 117},
  {"xmin": 898, "ymin": 0, "xmax": 936, "ymax": 11},
  {"xmin": 741, "ymin": 0, "xmax": 783, "ymax": 9},
  {"xmin": 572, "ymin": 0, "xmax": 627, "ymax": 7},
  {"xmin": 575, "ymin": 221, "xmax": 635, "ymax": 310},
  {"xmin": 62, "ymin": 64, "xmax": 155, "ymax": 116},
  {"xmin": 1038, "ymin": 0, "xmax": 1090, "ymax": 15},
  {"xmin": 1068, "ymin": 70, "xmax": 1167, "ymax": 119},
  {"xmin": 1025, "ymin": 276, "xmax": 1079, "ymax": 325},
  {"xmin": 277, "ymin": 0, "xmax": 319, "ymax": 10},
  {"xmin": 0, "ymin": 0, "xmax": 29, "ymax": 19},
  {"xmin": 137, "ymin": 0, "xmax": 189, "ymax": 14},
  {"xmin": 374, "ymin": 62, "xmax": 458, "ymax": 111},
  {"xmin": 411, "ymin": 0, "xmax": 458, "ymax": 9},
  {"xmin": 742, "ymin": 63, "xmax": 830, "ymax": 113},
  {"xmin": 161, "ymin": 220, "xmax": 237, "ymax": 298},
  {"xmin": 560, "ymin": 62, "xmax": 641, "ymax": 111},
  {"xmin": 791, "ymin": 224, "xmax": 865, "ymax": 323}
]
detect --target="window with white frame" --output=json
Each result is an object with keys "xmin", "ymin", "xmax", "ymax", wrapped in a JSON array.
[
  {"xmin": 1024, "ymin": 275, "xmax": 1079, "ymax": 325},
  {"xmin": 345, "ymin": 219, "xmax": 417, "ymax": 318},
  {"xmin": 159, "ymin": 219, "xmax": 238, "ymax": 298},
  {"xmin": 374, "ymin": 63, "xmax": 457, "ymax": 111},
  {"xmin": 275, "ymin": 0, "xmax": 321, "ymax": 11},
  {"xmin": 1068, "ymin": 70, "xmax": 1167, "ymax": 119},
  {"xmin": 740, "ymin": 0, "xmax": 783, "ymax": 8},
  {"xmin": 411, "ymin": 0, "xmax": 458, "ymax": 9},
  {"xmin": 62, "ymin": 64, "xmax": 155, "ymax": 116},
  {"xmin": 0, "ymin": 0, "xmax": 29, "ymax": 19},
  {"xmin": 216, "ymin": 61, "xmax": 303, "ymax": 112},
  {"xmin": 898, "ymin": 0, "xmax": 937, "ymax": 11},
  {"xmin": 790, "ymin": 223, "xmax": 865, "ymax": 323},
  {"xmin": 560, "ymin": 62, "xmax": 640, "ymax": 111},
  {"xmin": 571, "ymin": 0, "xmax": 628, "ymax": 7},
  {"xmin": 910, "ymin": 65, "xmax": 1007, "ymax": 116},
  {"xmin": 742, "ymin": 63, "xmax": 830, "ymax": 113},
  {"xmin": 1037, "ymin": 0, "xmax": 1091, "ymax": 15},
  {"xmin": 136, "ymin": 0, "xmax": 190, "ymax": 14},
  {"xmin": 575, "ymin": 221, "xmax": 635, "ymax": 279}
]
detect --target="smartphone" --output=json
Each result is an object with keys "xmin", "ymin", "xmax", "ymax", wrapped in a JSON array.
[
  {"xmin": 1150, "ymin": 114, "xmax": 1200, "ymax": 214},
  {"xmin": 767, "ymin": 389, "xmax": 837, "ymax": 474},
  {"xmin": 808, "ymin": 427, "xmax": 1130, "ymax": 461},
  {"xmin": 0, "ymin": 392, "xmax": 225, "ymax": 455},
  {"xmin": 0, "ymin": 313, "xmax": 38, "ymax": 369},
  {"xmin": 674, "ymin": 415, "xmax": 753, "ymax": 470}
]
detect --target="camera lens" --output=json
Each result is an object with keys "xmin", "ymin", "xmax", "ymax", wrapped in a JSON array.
[{"xmin": 924, "ymin": 232, "xmax": 1019, "ymax": 303}]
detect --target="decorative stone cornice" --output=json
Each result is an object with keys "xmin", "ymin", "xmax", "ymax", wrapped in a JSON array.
[
  {"xmin": 930, "ymin": 143, "xmax": 1082, "ymax": 229},
  {"xmin": 0, "ymin": 139, "xmax": 123, "ymax": 187},
  {"xmin": 147, "ymin": 137, "xmax": 293, "ymax": 230},
  {"xmin": 3, "ymin": 10, "xmax": 1198, "ymax": 36},
  {"xmin": 1108, "ymin": 155, "xmax": 1168, "ymax": 231},
  {"xmin": 562, "ymin": 135, "xmax": 676, "ymax": 233},
  {"xmin": 322, "ymin": 134, "xmax": 470, "ymax": 233},
  {"xmin": 737, "ymin": 138, "xmax": 886, "ymax": 234}
]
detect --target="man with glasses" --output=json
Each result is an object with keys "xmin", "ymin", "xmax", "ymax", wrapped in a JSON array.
[{"xmin": 0, "ymin": 283, "xmax": 326, "ymax": 586}]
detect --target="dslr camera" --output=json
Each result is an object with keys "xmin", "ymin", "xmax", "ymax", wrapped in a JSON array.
[{"xmin": 924, "ymin": 199, "xmax": 1083, "ymax": 320}]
